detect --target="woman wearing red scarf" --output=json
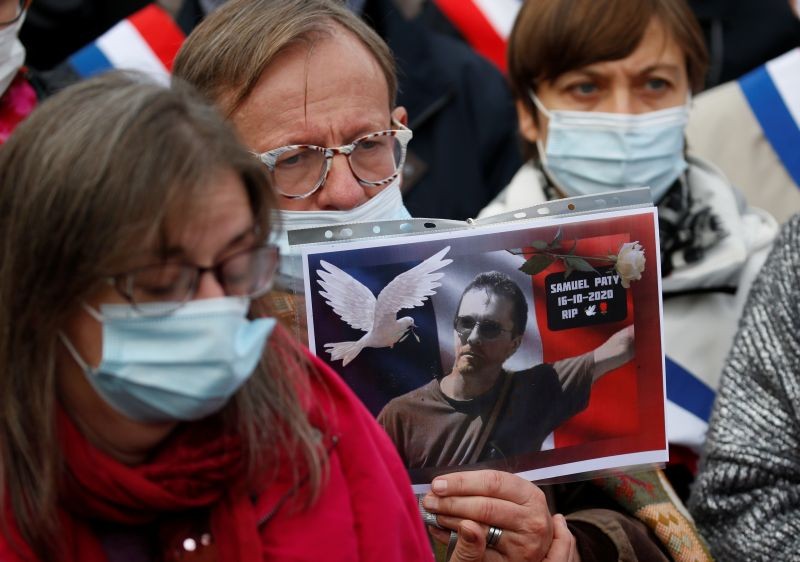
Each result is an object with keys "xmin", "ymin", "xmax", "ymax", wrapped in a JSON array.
[{"xmin": 0, "ymin": 72, "xmax": 430, "ymax": 562}]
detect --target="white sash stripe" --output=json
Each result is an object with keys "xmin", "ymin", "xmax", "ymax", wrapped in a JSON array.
[
  {"xmin": 665, "ymin": 402, "xmax": 708, "ymax": 450},
  {"xmin": 766, "ymin": 48, "xmax": 800, "ymax": 127},
  {"xmin": 96, "ymin": 20, "xmax": 169, "ymax": 83},
  {"xmin": 472, "ymin": 0, "xmax": 522, "ymax": 39}
]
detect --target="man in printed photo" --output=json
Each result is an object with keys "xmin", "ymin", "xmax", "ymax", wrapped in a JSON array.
[{"xmin": 378, "ymin": 270, "xmax": 634, "ymax": 469}]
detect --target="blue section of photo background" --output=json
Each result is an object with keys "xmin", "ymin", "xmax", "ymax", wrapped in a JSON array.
[{"xmin": 307, "ymin": 252, "xmax": 446, "ymax": 417}]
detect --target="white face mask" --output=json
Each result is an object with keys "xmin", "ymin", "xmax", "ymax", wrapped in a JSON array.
[
  {"xmin": 0, "ymin": 11, "xmax": 26, "ymax": 96},
  {"xmin": 531, "ymin": 92, "xmax": 690, "ymax": 203},
  {"xmin": 272, "ymin": 178, "xmax": 412, "ymax": 280}
]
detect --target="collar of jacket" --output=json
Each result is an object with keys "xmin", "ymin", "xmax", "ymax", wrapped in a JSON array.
[{"xmin": 660, "ymin": 155, "xmax": 776, "ymax": 293}]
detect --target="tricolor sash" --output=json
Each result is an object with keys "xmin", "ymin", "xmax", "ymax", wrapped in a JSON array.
[
  {"xmin": 433, "ymin": 0, "xmax": 519, "ymax": 72},
  {"xmin": 739, "ymin": 48, "xmax": 800, "ymax": 187}
]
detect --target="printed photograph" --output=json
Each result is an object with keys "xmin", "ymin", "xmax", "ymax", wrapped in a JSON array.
[{"xmin": 302, "ymin": 208, "xmax": 666, "ymax": 490}]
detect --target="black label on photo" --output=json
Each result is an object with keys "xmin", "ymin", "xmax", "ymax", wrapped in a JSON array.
[{"xmin": 545, "ymin": 267, "xmax": 627, "ymax": 331}]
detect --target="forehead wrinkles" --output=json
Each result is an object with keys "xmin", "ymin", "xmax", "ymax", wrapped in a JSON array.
[
  {"xmin": 295, "ymin": 29, "xmax": 385, "ymax": 132},
  {"xmin": 302, "ymin": 35, "xmax": 319, "ymax": 125}
]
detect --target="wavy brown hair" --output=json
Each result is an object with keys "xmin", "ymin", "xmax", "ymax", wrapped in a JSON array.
[{"xmin": 0, "ymin": 72, "xmax": 325, "ymax": 559}]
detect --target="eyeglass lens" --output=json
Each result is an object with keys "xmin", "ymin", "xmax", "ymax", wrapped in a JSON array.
[
  {"xmin": 454, "ymin": 316, "xmax": 507, "ymax": 340},
  {"xmin": 120, "ymin": 246, "xmax": 278, "ymax": 313},
  {"xmin": 271, "ymin": 134, "xmax": 403, "ymax": 197}
]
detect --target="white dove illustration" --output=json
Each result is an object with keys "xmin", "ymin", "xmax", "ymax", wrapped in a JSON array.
[{"xmin": 317, "ymin": 246, "xmax": 452, "ymax": 366}]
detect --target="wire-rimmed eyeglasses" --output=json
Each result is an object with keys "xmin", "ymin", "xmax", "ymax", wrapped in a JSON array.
[
  {"xmin": 454, "ymin": 316, "xmax": 514, "ymax": 340},
  {"xmin": 109, "ymin": 244, "xmax": 279, "ymax": 317},
  {"xmin": 0, "ymin": 0, "xmax": 30, "ymax": 26},
  {"xmin": 255, "ymin": 121, "xmax": 413, "ymax": 200}
]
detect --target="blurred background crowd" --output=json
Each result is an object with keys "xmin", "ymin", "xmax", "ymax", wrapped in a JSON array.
[{"xmin": 0, "ymin": 0, "xmax": 798, "ymax": 561}]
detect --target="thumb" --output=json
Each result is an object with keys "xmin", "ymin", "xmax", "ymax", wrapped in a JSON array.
[
  {"xmin": 448, "ymin": 520, "xmax": 486, "ymax": 562},
  {"xmin": 543, "ymin": 514, "xmax": 578, "ymax": 562}
]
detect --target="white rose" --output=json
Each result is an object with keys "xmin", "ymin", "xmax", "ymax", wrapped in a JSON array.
[{"xmin": 615, "ymin": 242, "xmax": 645, "ymax": 288}]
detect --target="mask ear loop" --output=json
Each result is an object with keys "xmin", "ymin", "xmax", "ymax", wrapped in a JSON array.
[
  {"xmin": 57, "ymin": 302, "xmax": 106, "ymax": 374},
  {"xmin": 527, "ymin": 90, "xmax": 553, "ymax": 120},
  {"xmin": 527, "ymin": 90, "xmax": 552, "ymax": 167},
  {"xmin": 527, "ymin": 89, "xmax": 569, "ymax": 197},
  {"xmin": 535, "ymin": 138, "xmax": 549, "ymax": 167},
  {"xmin": 81, "ymin": 301, "xmax": 104, "ymax": 323},
  {"xmin": 58, "ymin": 332, "xmax": 95, "ymax": 374}
]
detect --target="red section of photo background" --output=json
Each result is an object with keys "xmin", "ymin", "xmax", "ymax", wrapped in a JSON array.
[
  {"xmin": 526, "ymin": 212, "xmax": 665, "ymax": 456},
  {"xmin": 531, "ymin": 233, "xmax": 637, "ymax": 446}
]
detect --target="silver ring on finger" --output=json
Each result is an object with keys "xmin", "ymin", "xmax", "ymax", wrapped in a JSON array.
[{"xmin": 486, "ymin": 526, "xmax": 503, "ymax": 548}]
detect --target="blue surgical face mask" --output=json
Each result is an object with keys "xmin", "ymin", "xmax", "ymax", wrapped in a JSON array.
[
  {"xmin": 272, "ymin": 178, "xmax": 412, "ymax": 280},
  {"xmin": 60, "ymin": 296, "xmax": 275, "ymax": 424},
  {"xmin": 530, "ymin": 92, "xmax": 690, "ymax": 202}
]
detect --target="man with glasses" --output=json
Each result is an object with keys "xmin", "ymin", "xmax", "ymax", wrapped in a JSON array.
[
  {"xmin": 173, "ymin": 0, "xmax": 423, "ymax": 337},
  {"xmin": 378, "ymin": 271, "xmax": 635, "ymax": 469}
]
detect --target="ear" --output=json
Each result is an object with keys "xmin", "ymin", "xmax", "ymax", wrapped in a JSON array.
[
  {"xmin": 391, "ymin": 105, "xmax": 408, "ymax": 127},
  {"xmin": 510, "ymin": 333, "xmax": 523, "ymax": 354},
  {"xmin": 516, "ymin": 99, "xmax": 539, "ymax": 143}
]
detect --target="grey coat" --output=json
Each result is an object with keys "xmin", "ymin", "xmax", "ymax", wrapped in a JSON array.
[{"xmin": 689, "ymin": 213, "xmax": 800, "ymax": 560}]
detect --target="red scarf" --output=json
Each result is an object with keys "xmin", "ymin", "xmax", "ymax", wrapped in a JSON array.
[{"xmin": 56, "ymin": 408, "xmax": 262, "ymax": 561}]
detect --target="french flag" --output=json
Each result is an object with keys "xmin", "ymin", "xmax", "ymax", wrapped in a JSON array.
[{"xmin": 68, "ymin": 4, "xmax": 185, "ymax": 83}]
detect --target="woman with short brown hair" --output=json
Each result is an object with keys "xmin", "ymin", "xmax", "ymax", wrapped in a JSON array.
[{"xmin": 480, "ymin": 0, "xmax": 777, "ymax": 473}]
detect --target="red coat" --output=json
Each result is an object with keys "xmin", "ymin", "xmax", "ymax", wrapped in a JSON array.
[
  {"xmin": 255, "ymin": 352, "xmax": 432, "ymax": 561},
  {"xmin": 0, "ymin": 349, "xmax": 431, "ymax": 561}
]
